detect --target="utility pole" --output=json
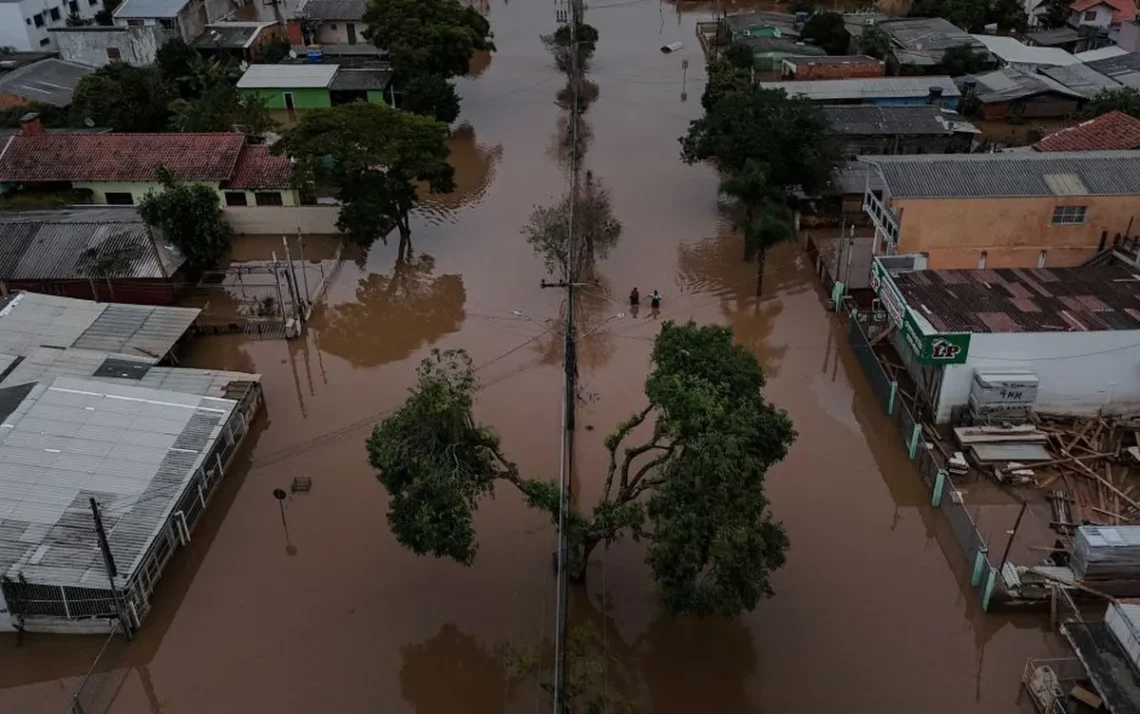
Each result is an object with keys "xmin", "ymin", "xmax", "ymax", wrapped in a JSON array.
[{"xmin": 90, "ymin": 498, "xmax": 132, "ymax": 640}]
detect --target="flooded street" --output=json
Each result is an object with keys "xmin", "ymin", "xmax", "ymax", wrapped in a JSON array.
[{"xmin": 0, "ymin": 1, "xmax": 1065, "ymax": 712}]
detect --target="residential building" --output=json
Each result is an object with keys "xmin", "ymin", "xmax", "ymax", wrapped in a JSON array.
[
  {"xmin": 758, "ymin": 76, "xmax": 961, "ymax": 109},
  {"xmin": 288, "ymin": 0, "xmax": 369, "ymax": 45},
  {"xmin": 191, "ymin": 21, "xmax": 286, "ymax": 63},
  {"xmin": 1025, "ymin": 27, "xmax": 1085, "ymax": 51},
  {"xmin": 1040, "ymin": 62, "xmax": 1124, "ymax": 97},
  {"xmin": 0, "ymin": 208, "xmax": 188, "ymax": 304},
  {"xmin": 958, "ymin": 68, "xmax": 1084, "ymax": 122},
  {"xmin": 0, "ymin": 132, "xmax": 299, "ymax": 207},
  {"xmin": 0, "ymin": 0, "xmax": 106, "ymax": 52},
  {"xmin": 1072, "ymin": 0, "xmax": 1137, "ymax": 29},
  {"xmin": 1033, "ymin": 111, "xmax": 1140, "ymax": 150},
  {"xmin": 734, "ymin": 35, "xmax": 824, "ymax": 71},
  {"xmin": 781, "ymin": 55, "xmax": 884, "ymax": 81},
  {"xmin": 113, "ymin": 0, "xmax": 234, "ymax": 45},
  {"xmin": 721, "ymin": 11, "xmax": 800, "ymax": 42},
  {"xmin": 859, "ymin": 151, "xmax": 1140, "ymax": 269},
  {"xmin": 0, "ymin": 58, "xmax": 93, "ymax": 110},
  {"xmin": 0, "ymin": 291, "xmax": 263, "ymax": 634},
  {"xmin": 287, "ymin": 42, "xmax": 384, "ymax": 66},
  {"xmin": 971, "ymin": 34, "xmax": 1082, "ymax": 71},
  {"xmin": 868, "ymin": 257, "xmax": 1140, "ymax": 423},
  {"xmin": 1083, "ymin": 51, "xmax": 1140, "ymax": 87},
  {"xmin": 236, "ymin": 63, "xmax": 392, "ymax": 109},
  {"xmin": 876, "ymin": 17, "xmax": 991, "ymax": 74},
  {"xmin": 50, "ymin": 24, "xmax": 169, "ymax": 67},
  {"xmin": 823, "ymin": 105, "xmax": 978, "ymax": 157}
]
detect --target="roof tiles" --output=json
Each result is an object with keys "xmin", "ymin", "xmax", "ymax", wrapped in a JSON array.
[
  {"xmin": 227, "ymin": 146, "xmax": 293, "ymax": 190},
  {"xmin": 1034, "ymin": 111, "xmax": 1140, "ymax": 152}
]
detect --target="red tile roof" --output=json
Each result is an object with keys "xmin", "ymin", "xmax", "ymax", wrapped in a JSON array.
[
  {"xmin": 1033, "ymin": 111, "xmax": 1140, "ymax": 152},
  {"xmin": 226, "ymin": 145, "xmax": 293, "ymax": 190},
  {"xmin": 1071, "ymin": 0, "xmax": 1137, "ymax": 23},
  {"xmin": 0, "ymin": 133, "xmax": 246, "ymax": 183}
]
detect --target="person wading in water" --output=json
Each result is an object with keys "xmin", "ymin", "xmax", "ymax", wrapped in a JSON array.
[{"xmin": 629, "ymin": 287, "xmax": 640, "ymax": 307}]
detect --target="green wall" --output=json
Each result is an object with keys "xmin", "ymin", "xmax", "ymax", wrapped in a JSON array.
[
  {"xmin": 240, "ymin": 88, "xmax": 332, "ymax": 110},
  {"xmin": 366, "ymin": 90, "xmax": 386, "ymax": 105}
]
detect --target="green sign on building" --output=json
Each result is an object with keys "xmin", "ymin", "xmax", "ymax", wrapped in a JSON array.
[{"xmin": 902, "ymin": 309, "xmax": 971, "ymax": 365}]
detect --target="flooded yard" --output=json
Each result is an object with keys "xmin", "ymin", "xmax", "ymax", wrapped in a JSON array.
[{"xmin": 0, "ymin": 1, "xmax": 1065, "ymax": 712}]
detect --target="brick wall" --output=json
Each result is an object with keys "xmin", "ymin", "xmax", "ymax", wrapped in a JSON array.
[{"xmin": 790, "ymin": 60, "xmax": 884, "ymax": 80}]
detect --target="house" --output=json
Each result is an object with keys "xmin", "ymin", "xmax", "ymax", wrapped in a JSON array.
[
  {"xmin": 1083, "ymin": 51, "xmax": 1140, "ymax": 86},
  {"xmin": 1025, "ymin": 27, "xmax": 1086, "ymax": 51},
  {"xmin": 0, "ymin": 132, "xmax": 299, "ymax": 207},
  {"xmin": 0, "ymin": 0, "xmax": 107, "ymax": 52},
  {"xmin": 734, "ymin": 35, "xmax": 824, "ymax": 71},
  {"xmin": 288, "ymin": 0, "xmax": 369, "ymax": 45},
  {"xmin": 113, "ymin": 0, "xmax": 233, "ymax": 45},
  {"xmin": 190, "ymin": 21, "xmax": 286, "ymax": 63},
  {"xmin": 1040, "ymin": 62, "xmax": 1124, "ymax": 97},
  {"xmin": 0, "ymin": 291, "xmax": 263, "ymax": 634},
  {"xmin": 758, "ymin": 76, "xmax": 962, "ymax": 109},
  {"xmin": 822, "ymin": 105, "xmax": 979, "ymax": 157},
  {"xmin": 859, "ymin": 150, "xmax": 1140, "ymax": 269},
  {"xmin": 868, "ymin": 257, "xmax": 1140, "ymax": 423},
  {"xmin": 722, "ymin": 11, "xmax": 800, "ymax": 41},
  {"xmin": 1072, "ymin": 0, "xmax": 1137, "ymax": 29},
  {"xmin": 287, "ymin": 42, "xmax": 385, "ymax": 66},
  {"xmin": 236, "ymin": 63, "xmax": 392, "ymax": 109},
  {"xmin": 970, "ymin": 34, "xmax": 1082, "ymax": 71},
  {"xmin": 0, "ymin": 208, "xmax": 188, "ymax": 304},
  {"xmin": 1033, "ymin": 110, "xmax": 1140, "ymax": 150},
  {"xmin": 50, "ymin": 24, "xmax": 170, "ymax": 67},
  {"xmin": 782, "ymin": 55, "xmax": 884, "ymax": 81},
  {"xmin": 958, "ymin": 68, "xmax": 1084, "ymax": 121},
  {"xmin": 876, "ymin": 17, "xmax": 991, "ymax": 74},
  {"xmin": 0, "ymin": 58, "xmax": 94, "ymax": 110}
]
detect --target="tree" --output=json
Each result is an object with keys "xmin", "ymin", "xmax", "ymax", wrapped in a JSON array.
[
  {"xmin": 857, "ymin": 25, "xmax": 892, "ymax": 59},
  {"xmin": 989, "ymin": 0, "xmax": 1028, "ymax": 32},
  {"xmin": 155, "ymin": 38, "xmax": 203, "ymax": 98},
  {"xmin": 1038, "ymin": 0, "xmax": 1073, "ymax": 28},
  {"xmin": 170, "ymin": 80, "xmax": 274, "ymax": 135},
  {"xmin": 523, "ymin": 171, "xmax": 621, "ymax": 282},
  {"xmin": 95, "ymin": 0, "xmax": 120, "ymax": 22},
  {"xmin": 66, "ymin": 11, "xmax": 92, "ymax": 25},
  {"xmin": 719, "ymin": 159, "xmax": 794, "ymax": 296},
  {"xmin": 701, "ymin": 58, "xmax": 752, "ymax": 111},
  {"xmin": 721, "ymin": 42, "xmax": 756, "ymax": 71},
  {"xmin": 942, "ymin": 0, "xmax": 986, "ymax": 30},
  {"xmin": 69, "ymin": 63, "xmax": 172, "ymax": 131},
  {"xmin": 940, "ymin": 43, "xmax": 990, "ymax": 76},
  {"xmin": 681, "ymin": 86, "xmax": 841, "ymax": 194},
  {"xmin": 138, "ymin": 166, "xmax": 231, "ymax": 269},
  {"xmin": 367, "ymin": 321, "xmax": 796, "ymax": 617},
  {"xmin": 1081, "ymin": 87, "xmax": 1140, "ymax": 118},
  {"xmin": 274, "ymin": 103, "xmax": 455, "ymax": 254},
  {"xmin": 801, "ymin": 11, "xmax": 850, "ymax": 55},
  {"xmin": 541, "ymin": 23, "xmax": 600, "ymax": 75},
  {"xmin": 258, "ymin": 34, "xmax": 293, "ymax": 63},
  {"xmin": 401, "ymin": 74, "xmax": 461, "ymax": 124},
  {"xmin": 362, "ymin": 0, "xmax": 494, "ymax": 78}
]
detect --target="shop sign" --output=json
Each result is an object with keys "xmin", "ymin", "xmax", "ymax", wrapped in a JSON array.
[
  {"xmin": 902, "ymin": 312, "xmax": 971, "ymax": 365},
  {"xmin": 869, "ymin": 260, "xmax": 905, "ymax": 328}
]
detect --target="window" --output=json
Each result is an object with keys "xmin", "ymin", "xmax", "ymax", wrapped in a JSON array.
[
  {"xmin": 978, "ymin": 251, "xmax": 987, "ymax": 269},
  {"xmin": 33, "ymin": 13, "xmax": 44, "ymax": 27},
  {"xmin": 1037, "ymin": 250, "xmax": 1047, "ymax": 268},
  {"xmin": 39, "ymin": 37, "xmax": 51, "ymax": 46},
  {"xmin": 89, "ymin": 0, "xmax": 98, "ymax": 5},
  {"xmin": 69, "ymin": 1, "xmax": 78, "ymax": 12},
  {"xmin": 106, "ymin": 47, "xmax": 121, "ymax": 60},
  {"xmin": 160, "ymin": 18, "xmax": 174, "ymax": 28},
  {"xmin": 1051, "ymin": 205, "xmax": 1088, "ymax": 225},
  {"xmin": 127, "ymin": 18, "xmax": 143, "ymax": 26},
  {"xmin": 254, "ymin": 192, "xmax": 284, "ymax": 206},
  {"xmin": 329, "ymin": 23, "xmax": 337, "ymax": 29},
  {"xmin": 25, "ymin": 17, "xmax": 30, "ymax": 24},
  {"xmin": 105, "ymin": 192, "xmax": 134, "ymax": 205},
  {"xmin": 224, "ymin": 191, "xmax": 248, "ymax": 206},
  {"xmin": 49, "ymin": 7, "xmax": 60, "ymax": 21},
  {"xmin": 1084, "ymin": 9, "xmax": 1097, "ymax": 19}
]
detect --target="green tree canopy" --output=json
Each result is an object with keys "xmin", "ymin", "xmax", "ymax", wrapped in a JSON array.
[
  {"xmin": 401, "ymin": 74, "xmax": 461, "ymax": 124},
  {"xmin": 988, "ymin": 0, "xmax": 1029, "ymax": 31},
  {"xmin": 680, "ymin": 86, "xmax": 840, "ymax": 194},
  {"xmin": 367, "ymin": 321, "xmax": 796, "ymax": 617},
  {"xmin": 857, "ymin": 25, "xmax": 892, "ymax": 59},
  {"xmin": 137, "ymin": 166, "xmax": 231, "ymax": 269},
  {"xmin": 940, "ymin": 42, "xmax": 991, "ymax": 76},
  {"xmin": 363, "ymin": 0, "xmax": 494, "ymax": 78},
  {"xmin": 721, "ymin": 42, "xmax": 756, "ymax": 71},
  {"xmin": 169, "ymin": 80, "xmax": 274, "ymax": 135},
  {"xmin": 69, "ymin": 63, "xmax": 173, "ymax": 131},
  {"xmin": 719, "ymin": 159, "xmax": 794, "ymax": 295},
  {"xmin": 1038, "ymin": 0, "xmax": 1073, "ymax": 28},
  {"xmin": 942, "ymin": 0, "xmax": 987, "ymax": 30},
  {"xmin": 1081, "ymin": 87, "xmax": 1140, "ymax": 119},
  {"xmin": 541, "ymin": 23, "xmax": 600, "ymax": 75},
  {"xmin": 701, "ymin": 57, "xmax": 752, "ymax": 111},
  {"xmin": 800, "ymin": 11, "xmax": 851, "ymax": 55},
  {"xmin": 274, "ymin": 103, "xmax": 455, "ymax": 253}
]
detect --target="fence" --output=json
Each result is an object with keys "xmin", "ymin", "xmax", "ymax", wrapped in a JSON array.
[
  {"xmin": 846, "ymin": 310, "xmax": 999, "ymax": 609},
  {"xmin": 222, "ymin": 206, "xmax": 342, "ymax": 235},
  {"xmin": 1021, "ymin": 657, "xmax": 1088, "ymax": 714},
  {"xmin": 68, "ymin": 621, "xmax": 131, "ymax": 714}
]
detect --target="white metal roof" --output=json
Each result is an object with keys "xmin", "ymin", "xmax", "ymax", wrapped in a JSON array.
[
  {"xmin": 1074, "ymin": 45, "xmax": 1130, "ymax": 62},
  {"xmin": 236, "ymin": 64, "xmax": 340, "ymax": 89},
  {"xmin": 971, "ymin": 34, "xmax": 1081, "ymax": 67}
]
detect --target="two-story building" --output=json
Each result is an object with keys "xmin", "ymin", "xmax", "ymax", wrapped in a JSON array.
[
  {"xmin": 288, "ymin": 0, "xmax": 368, "ymax": 45},
  {"xmin": 860, "ymin": 151, "xmax": 1140, "ymax": 270},
  {"xmin": 0, "ymin": 0, "xmax": 107, "ymax": 52},
  {"xmin": 113, "ymin": 0, "xmax": 233, "ymax": 46}
]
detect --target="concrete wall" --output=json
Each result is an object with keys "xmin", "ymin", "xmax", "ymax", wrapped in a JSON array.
[
  {"xmin": 311, "ymin": 20, "xmax": 365, "ymax": 44},
  {"xmin": 936, "ymin": 329, "xmax": 1140, "ymax": 421},
  {"xmin": 1119, "ymin": 20, "xmax": 1140, "ymax": 52},
  {"xmin": 892, "ymin": 195, "xmax": 1139, "ymax": 269},
  {"xmin": 72, "ymin": 180, "xmax": 299, "ymax": 208},
  {"xmin": 1073, "ymin": 4, "xmax": 1114, "ymax": 27},
  {"xmin": 240, "ymin": 87, "xmax": 331, "ymax": 109},
  {"xmin": 1, "ymin": 0, "xmax": 106, "ymax": 52},
  {"xmin": 53, "ymin": 25, "xmax": 169, "ymax": 67},
  {"xmin": 976, "ymin": 95, "xmax": 1080, "ymax": 121},
  {"xmin": 223, "ymin": 205, "xmax": 341, "ymax": 234},
  {"xmin": 177, "ymin": 0, "xmax": 233, "ymax": 43},
  {"xmin": 786, "ymin": 59, "xmax": 885, "ymax": 80}
]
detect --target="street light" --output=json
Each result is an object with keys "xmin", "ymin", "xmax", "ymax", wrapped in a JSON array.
[
  {"xmin": 511, "ymin": 310, "xmax": 559, "ymax": 336},
  {"xmin": 580, "ymin": 313, "xmax": 624, "ymax": 339}
]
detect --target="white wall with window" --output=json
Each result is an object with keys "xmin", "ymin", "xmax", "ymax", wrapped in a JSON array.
[
  {"xmin": 0, "ymin": 0, "xmax": 105, "ymax": 51},
  {"xmin": 1073, "ymin": 3, "xmax": 1115, "ymax": 27}
]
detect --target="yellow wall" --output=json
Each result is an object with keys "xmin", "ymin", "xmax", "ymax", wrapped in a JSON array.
[
  {"xmin": 73, "ymin": 181, "xmax": 299, "ymax": 208},
  {"xmin": 891, "ymin": 195, "xmax": 1140, "ymax": 269}
]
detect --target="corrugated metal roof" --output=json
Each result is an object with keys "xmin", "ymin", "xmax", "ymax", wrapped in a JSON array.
[
  {"xmin": 0, "ymin": 376, "xmax": 237, "ymax": 587},
  {"xmin": 860, "ymin": 150, "xmax": 1140, "ymax": 198},
  {"xmin": 191, "ymin": 22, "xmax": 275, "ymax": 50},
  {"xmin": 1040, "ymin": 62, "xmax": 1124, "ymax": 98},
  {"xmin": 970, "ymin": 34, "xmax": 1080, "ymax": 66},
  {"xmin": 759, "ymin": 75, "xmax": 961, "ymax": 101},
  {"xmin": 1085, "ymin": 52, "xmax": 1140, "ymax": 88},
  {"xmin": 0, "ymin": 293, "xmax": 199, "ymax": 361},
  {"xmin": 879, "ymin": 17, "xmax": 988, "ymax": 65},
  {"xmin": 295, "ymin": 0, "xmax": 367, "ymax": 19},
  {"xmin": 823, "ymin": 105, "xmax": 978, "ymax": 136},
  {"xmin": 960, "ymin": 67, "xmax": 1084, "ymax": 103},
  {"xmin": 237, "ymin": 63, "xmax": 339, "ymax": 89},
  {"xmin": 0, "ymin": 59, "xmax": 94, "ymax": 108},
  {"xmin": 114, "ymin": 0, "xmax": 187, "ymax": 18},
  {"xmin": 328, "ymin": 67, "xmax": 393, "ymax": 91},
  {"xmin": 1074, "ymin": 45, "xmax": 1130, "ymax": 62}
]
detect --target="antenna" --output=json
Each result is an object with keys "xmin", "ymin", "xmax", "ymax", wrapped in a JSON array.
[
  {"xmin": 288, "ymin": 49, "xmax": 297, "ymax": 59},
  {"xmin": 83, "ymin": 117, "xmax": 94, "ymax": 127}
]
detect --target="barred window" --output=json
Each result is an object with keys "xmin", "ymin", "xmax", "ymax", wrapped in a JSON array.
[{"xmin": 1051, "ymin": 205, "xmax": 1087, "ymax": 225}]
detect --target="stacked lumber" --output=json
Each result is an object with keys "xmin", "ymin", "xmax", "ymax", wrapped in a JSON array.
[{"xmin": 1071, "ymin": 525, "xmax": 1140, "ymax": 581}]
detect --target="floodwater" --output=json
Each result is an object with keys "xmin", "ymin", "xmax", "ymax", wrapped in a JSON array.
[{"xmin": 0, "ymin": 1, "xmax": 1065, "ymax": 712}]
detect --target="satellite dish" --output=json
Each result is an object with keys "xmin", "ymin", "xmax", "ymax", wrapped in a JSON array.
[
  {"xmin": 83, "ymin": 116, "xmax": 94, "ymax": 127},
  {"xmin": 239, "ymin": 60, "xmax": 249, "ymax": 71},
  {"xmin": 288, "ymin": 49, "xmax": 297, "ymax": 59}
]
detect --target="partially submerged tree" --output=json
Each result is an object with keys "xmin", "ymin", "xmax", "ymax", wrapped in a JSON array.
[
  {"xmin": 1081, "ymin": 87, "xmax": 1140, "ymax": 119},
  {"xmin": 401, "ymin": 74, "xmax": 461, "ymax": 124},
  {"xmin": 363, "ymin": 0, "xmax": 494, "ymax": 78},
  {"xmin": 522, "ymin": 171, "xmax": 621, "ymax": 281},
  {"xmin": 701, "ymin": 58, "xmax": 752, "ymax": 111},
  {"xmin": 940, "ymin": 43, "xmax": 991, "ymax": 77},
  {"xmin": 138, "ymin": 166, "xmax": 231, "ymax": 268},
  {"xmin": 367, "ymin": 321, "xmax": 795, "ymax": 616},
  {"xmin": 541, "ymin": 23, "xmax": 600, "ymax": 76},
  {"xmin": 274, "ymin": 102, "xmax": 455, "ymax": 255},
  {"xmin": 800, "ymin": 12, "xmax": 851, "ymax": 55},
  {"xmin": 719, "ymin": 159, "xmax": 794, "ymax": 296}
]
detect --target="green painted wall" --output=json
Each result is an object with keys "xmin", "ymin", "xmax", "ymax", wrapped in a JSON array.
[
  {"xmin": 73, "ymin": 180, "xmax": 300, "ymax": 208},
  {"xmin": 239, "ymin": 87, "xmax": 332, "ymax": 110},
  {"xmin": 366, "ymin": 90, "xmax": 386, "ymax": 105}
]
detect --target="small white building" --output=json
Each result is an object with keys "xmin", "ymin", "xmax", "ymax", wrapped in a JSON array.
[
  {"xmin": 971, "ymin": 34, "xmax": 1083, "ymax": 72},
  {"xmin": 869, "ymin": 256, "xmax": 1140, "ymax": 424},
  {"xmin": 0, "ymin": 0, "xmax": 107, "ymax": 52}
]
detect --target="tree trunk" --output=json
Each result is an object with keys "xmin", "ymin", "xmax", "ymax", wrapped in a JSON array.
[
  {"xmin": 755, "ymin": 244, "xmax": 766, "ymax": 297},
  {"xmin": 395, "ymin": 210, "xmax": 413, "ymax": 262},
  {"xmin": 566, "ymin": 535, "xmax": 600, "ymax": 583}
]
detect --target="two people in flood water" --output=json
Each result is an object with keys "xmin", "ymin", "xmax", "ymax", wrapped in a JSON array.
[{"xmin": 629, "ymin": 287, "xmax": 661, "ymax": 317}]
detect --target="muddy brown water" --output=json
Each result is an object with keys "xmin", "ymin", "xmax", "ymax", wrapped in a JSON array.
[{"xmin": 0, "ymin": 1, "xmax": 1065, "ymax": 712}]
